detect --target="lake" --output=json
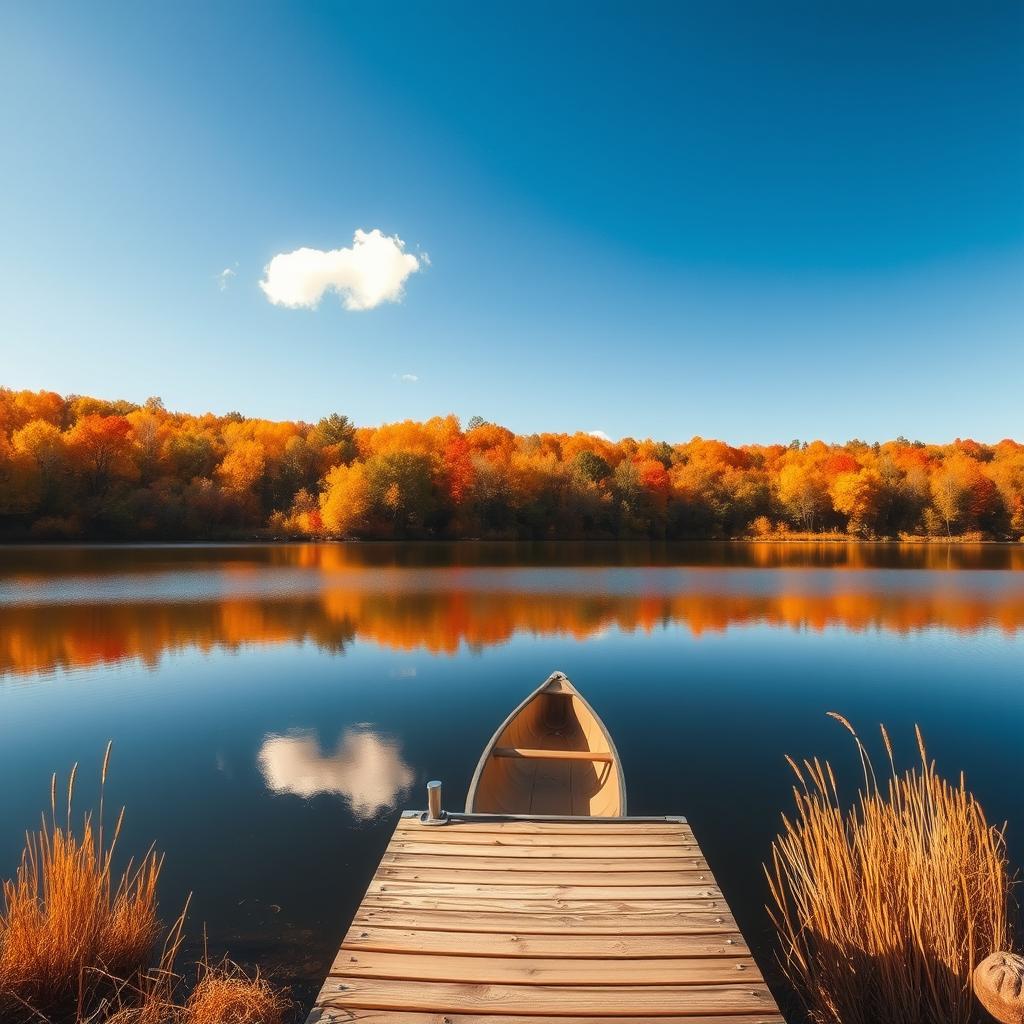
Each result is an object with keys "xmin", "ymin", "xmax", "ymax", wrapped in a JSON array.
[{"xmin": 1, "ymin": 542, "xmax": 1023, "ymax": 1012}]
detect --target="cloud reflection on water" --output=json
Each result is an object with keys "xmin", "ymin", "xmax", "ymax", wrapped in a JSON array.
[{"xmin": 257, "ymin": 727, "xmax": 414, "ymax": 819}]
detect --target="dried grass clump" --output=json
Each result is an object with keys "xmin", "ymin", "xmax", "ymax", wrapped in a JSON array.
[
  {"xmin": 0, "ymin": 745, "xmax": 289, "ymax": 1024},
  {"xmin": 102, "ymin": 963, "xmax": 289, "ymax": 1024},
  {"xmin": 0, "ymin": 743, "xmax": 163, "ymax": 1020},
  {"xmin": 766, "ymin": 714, "xmax": 1013, "ymax": 1024},
  {"xmin": 182, "ymin": 964, "xmax": 289, "ymax": 1024}
]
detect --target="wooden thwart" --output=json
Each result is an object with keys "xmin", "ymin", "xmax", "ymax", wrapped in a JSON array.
[
  {"xmin": 306, "ymin": 815, "xmax": 780, "ymax": 1023},
  {"xmin": 492, "ymin": 747, "xmax": 614, "ymax": 762}
]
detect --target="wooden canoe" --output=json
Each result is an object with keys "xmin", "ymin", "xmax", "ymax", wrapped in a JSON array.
[{"xmin": 465, "ymin": 671, "xmax": 626, "ymax": 816}]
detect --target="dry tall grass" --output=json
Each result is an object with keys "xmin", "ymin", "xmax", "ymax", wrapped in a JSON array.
[
  {"xmin": 181, "ymin": 963, "xmax": 289, "ymax": 1024},
  {"xmin": 766, "ymin": 714, "xmax": 1013, "ymax": 1024},
  {"xmin": 0, "ymin": 743, "xmax": 163, "ymax": 1020},
  {"xmin": 104, "ymin": 961, "xmax": 289, "ymax": 1024},
  {"xmin": 0, "ymin": 744, "xmax": 289, "ymax": 1024}
]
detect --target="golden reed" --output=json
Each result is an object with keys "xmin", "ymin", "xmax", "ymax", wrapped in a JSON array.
[
  {"xmin": 766, "ymin": 714, "xmax": 1013, "ymax": 1024},
  {"xmin": 0, "ymin": 744, "xmax": 288, "ymax": 1024}
]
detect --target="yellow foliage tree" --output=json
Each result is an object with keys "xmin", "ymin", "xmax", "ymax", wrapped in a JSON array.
[
  {"xmin": 830, "ymin": 468, "xmax": 883, "ymax": 537},
  {"xmin": 778, "ymin": 462, "xmax": 828, "ymax": 533},
  {"xmin": 217, "ymin": 439, "xmax": 266, "ymax": 494},
  {"xmin": 10, "ymin": 420, "xmax": 65, "ymax": 510},
  {"xmin": 320, "ymin": 462, "xmax": 370, "ymax": 535}
]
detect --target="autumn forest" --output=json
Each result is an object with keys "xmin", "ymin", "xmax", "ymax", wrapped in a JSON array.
[{"xmin": 1, "ymin": 388, "xmax": 1022, "ymax": 542}]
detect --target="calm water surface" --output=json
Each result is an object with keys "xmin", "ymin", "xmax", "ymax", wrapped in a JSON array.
[{"xmin": 1, "ymin": 542, "xmax": 1023, "ymax": 1011}]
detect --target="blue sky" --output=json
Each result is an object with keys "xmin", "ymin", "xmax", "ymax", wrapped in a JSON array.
[{"xmin": 1, "ymin": 1, "xmax": 1022, "ymax": 444}]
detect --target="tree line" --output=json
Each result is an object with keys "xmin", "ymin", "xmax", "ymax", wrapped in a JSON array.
[{"xmin": 1, "ymin": 388, "xmax": 1022, "ymax": 541}]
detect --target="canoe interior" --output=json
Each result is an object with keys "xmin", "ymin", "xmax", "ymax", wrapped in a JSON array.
[{"xmin": 467, "ymin": 673, "xmax": 624, "ymax": 816}]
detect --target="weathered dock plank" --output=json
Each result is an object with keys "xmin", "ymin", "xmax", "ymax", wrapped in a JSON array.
[
  {"xmin": 386, "ymin": 841, "xmax": 698, "ymax": 858},
  {"xmin": 359, "ymin": 896, "xmax": 726, "ymax": 915},
  {"xmin": 394, "ymin": 819, "xmax": 695, "ymax": 834},
  {"xmin": 377, "ymin": 864, "xmax": 711, "ymax": 884},
  {"xmin": 340, "ymin": 927, "xmax": 751, "ymax": 957},
  {"xmin": 334, "ymin": 951, "xmax": 759, "ymax": 984},
  {"xmin": 351, "ymin": 907, "xmax": 740, "ymax": 935},
  {"xmin": 313, "ymin": 978, "xmax": 777, "ymax": 1014},
  {"xmin": 381, "ymin": 851, "xmax": 708, "ymax": 870},
  {"xmin": 367, "ymin": 880, "xmax": 723, "ymax": 900},
  {"xmin": 306, "ymin": 816, "xmax": 781, "ymax": 1023},
  {"xmin": 310, "ymin": 1015, "xmax": 785, "ymax": 1024}
]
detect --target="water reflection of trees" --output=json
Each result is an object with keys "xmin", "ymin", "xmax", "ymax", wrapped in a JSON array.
[
  {"xmin": 3, "ymin": 541, "xmax": 1023, "ymax": 576},
  {"xmin": 3, "ymin": 582, "xmax": 1024, "ymax": 677}
]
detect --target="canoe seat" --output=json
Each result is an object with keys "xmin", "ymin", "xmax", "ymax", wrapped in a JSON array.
[{"xmin": 492, "ymin": 747, "xmax": 613, "ymax": 763}]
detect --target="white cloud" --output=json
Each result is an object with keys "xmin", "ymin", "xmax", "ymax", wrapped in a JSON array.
[
  {"xmin": 257, "ymin": 727, "xmax": 414, "ymax": 819},
  {"xmin": 588, "ymin": 430, "xmax": 612, "ymax": 441},
  {"xmin": 260, "ymin": 229, "xmax": 423, "ymax": 311},
  {"xmin": 217, "ymin": 265, "xmax": 237, "ymax": 291},
  {"xmin": 399, "ymin": 373, "xmax": 419, "ymax": 383}
]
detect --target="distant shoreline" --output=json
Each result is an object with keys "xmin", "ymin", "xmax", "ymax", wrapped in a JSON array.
[
  {"xmin": 4, "ymin": 390, "xmax": 1023, "ymax": 549},
  {"xmin": 1, "ymin": 536, "xmax": 1021, "ymax": 547}
]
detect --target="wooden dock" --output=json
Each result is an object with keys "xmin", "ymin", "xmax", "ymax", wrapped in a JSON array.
[{"xmin": 306, "ymin": 811, "xmax": 783, "ymax": 1023}]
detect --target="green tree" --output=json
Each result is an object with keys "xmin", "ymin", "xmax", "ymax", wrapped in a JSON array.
[
  {"xmin": 651, "ymin": 441, "xmax": 675, "ymax": 469},
  {"xmin": 166, "ymin": 431, "xmax": 216, "ymax": 481},
  {"xmin": 573, "ymin": 450, "xmax": 612, "ymax": 484},
  {"xmin": 366, "ymin": 451, "xmax": 437, "ymax": 535},
  {"xmin": 315, "ymin": 414, "xmax": 357, "ymax": 464}
]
